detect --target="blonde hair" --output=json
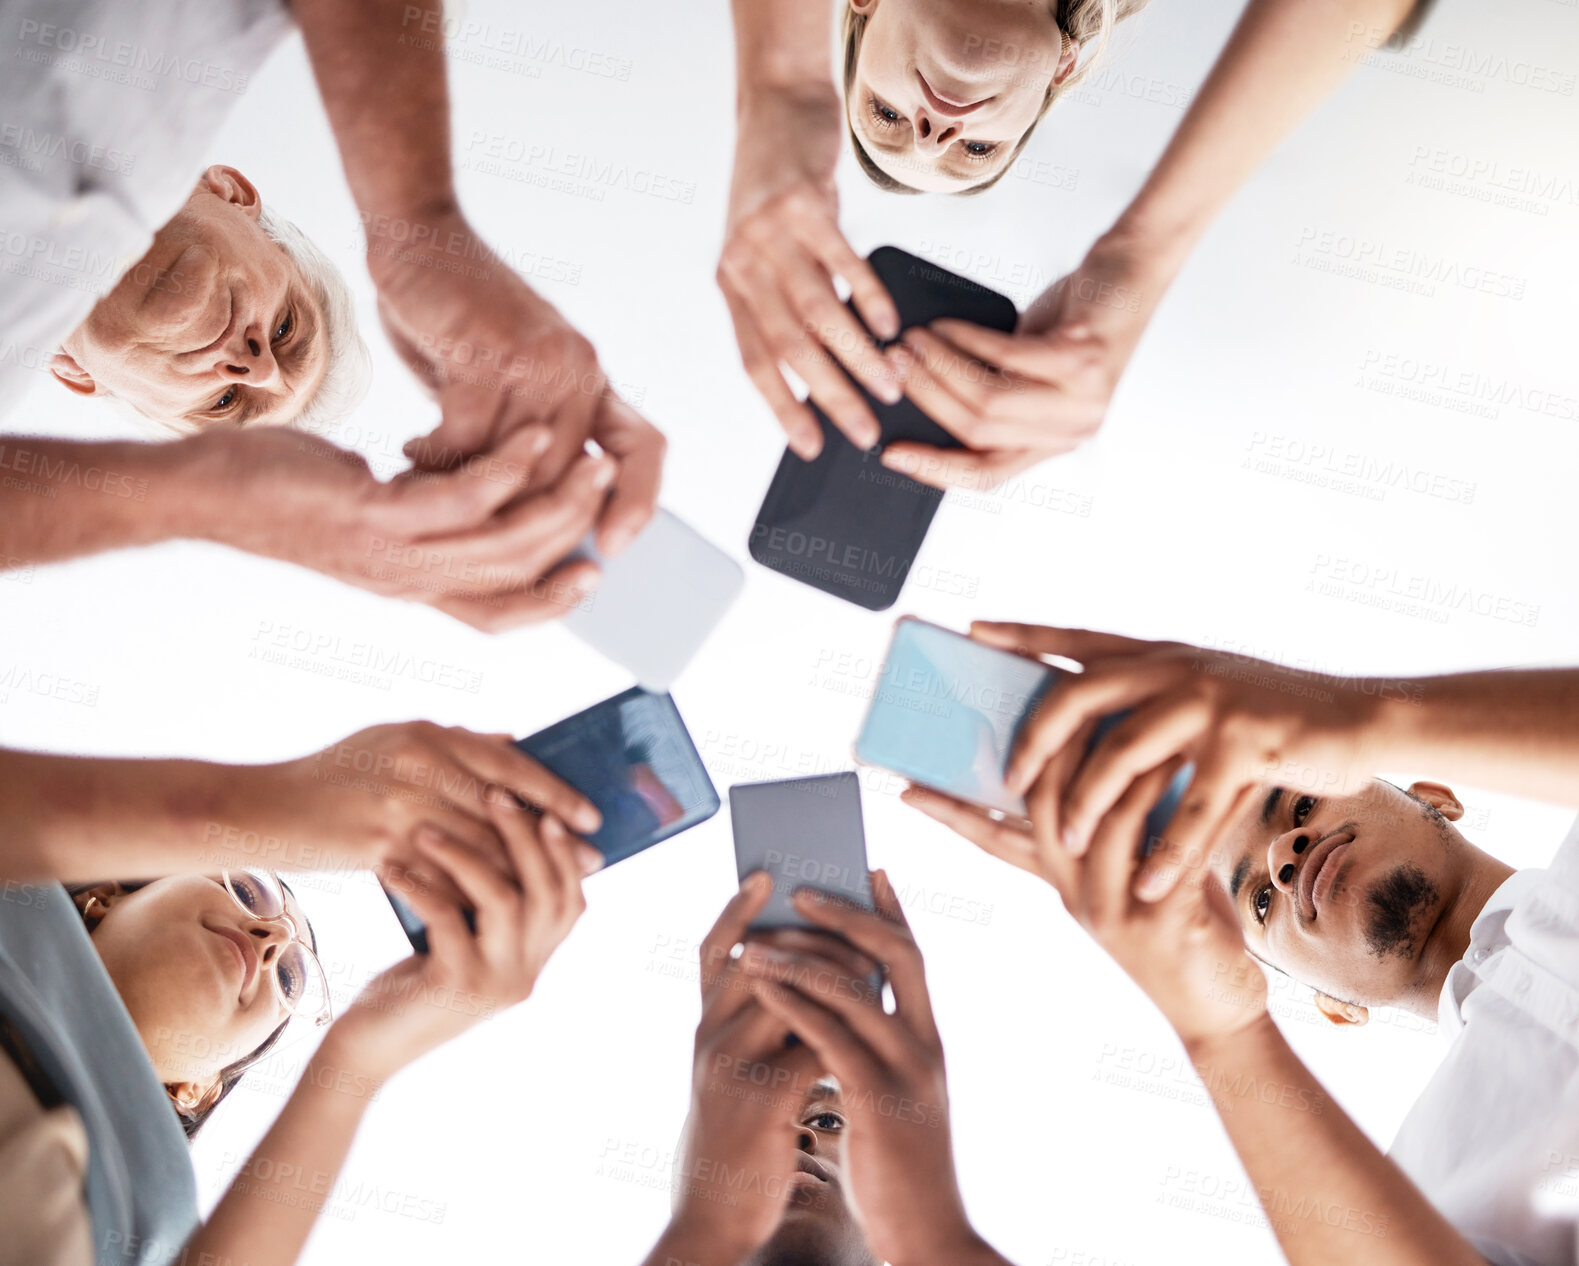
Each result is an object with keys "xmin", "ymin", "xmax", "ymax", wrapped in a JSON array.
[{"xmin": 841, "ymin": 0, "xmax": 1148, "ymax": 195}]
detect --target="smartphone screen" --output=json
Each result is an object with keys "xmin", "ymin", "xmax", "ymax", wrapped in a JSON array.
[
  {"xmin": 854, "ymin": 617, "xmax": 1056, "ymax": 817},
  {"xmin": 731, "ymin": 773, "xmax": 873, "ymax": 933},
  {"xmin": 855, "ymin": 619, "xmax": 1194, "ymax": 849},
  {"xmin": 386, "ymin": 688, "xmax": 719, "ymax": 952},
  {"xmin": 562, "ymin": 509, "xmax": 744, "ymax": 691}
]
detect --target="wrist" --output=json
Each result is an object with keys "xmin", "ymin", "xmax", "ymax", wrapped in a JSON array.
[
  {"xmin": 1094, "ymin": 204, "xmax": 1200, "ymax": 291},
  {"xmin": 363, "ymin": 195, "xmax": 466, "ymax": 288},
  {"xmin": 1182, "ymin": 1007, "xmax": 1279, "ymax": 1069}
]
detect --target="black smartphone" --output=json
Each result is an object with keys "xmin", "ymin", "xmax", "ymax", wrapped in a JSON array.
[
  {"xmin": 386, "ymin": 688, "xmax": 720, "ymax": 953},
  {"xmin": 730, "ymin": 773, "xmax": 874, "ymax": 932},
  {"xmin": 748, "ymin": 246, "xmax": 1019, "ymax": 611}
]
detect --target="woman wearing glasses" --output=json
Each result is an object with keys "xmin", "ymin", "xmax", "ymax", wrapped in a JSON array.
[{"xmin": 0, "ymin": 796, "xmax": 598, "ymax": 1266}]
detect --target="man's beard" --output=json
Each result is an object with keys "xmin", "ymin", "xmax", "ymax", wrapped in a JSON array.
[{"xmin": 1364, "ymin": 864, "xmax": 1439, "ymax": 959}]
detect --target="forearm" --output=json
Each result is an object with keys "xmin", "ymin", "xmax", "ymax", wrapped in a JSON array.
[
  {"xmin": 0, "ymin": 750, "xmax": 282, "ymax": 883},
  {"xmin": 0, "ymin": 436, "xmax": 206, "ymax": 568},
  {"xmin": 1365, "ymin": 669, "xmax": 1579, "ymax": 807},
  {"xmin": 731, "ymin": 0, "xmax": 835, "ymax": 101},
  {"xmin": 182, "ymin": 1038, "xmax": 378, "ymax": 1266},
  {"xmin": 1186, "ymin": 1014, "xmax": 1482, "ymax": 1266},
  {"xmin": 1108, "ymin": 0, "xmax": 1419, "ymax": 272},
  {"xmin": 292, "ymin": 0, "xmax": 459, "ymax": 262}
]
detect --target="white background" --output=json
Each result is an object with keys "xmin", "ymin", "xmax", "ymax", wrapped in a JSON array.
[{"xmin": 3, "ymin": 0, "xmax": 1579, "ymax": 1261}]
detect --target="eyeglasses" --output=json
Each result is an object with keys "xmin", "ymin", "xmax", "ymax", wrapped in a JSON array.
[{"xmin": 220, "ymin": 870, "xmax": 332, "ymax": 1027}]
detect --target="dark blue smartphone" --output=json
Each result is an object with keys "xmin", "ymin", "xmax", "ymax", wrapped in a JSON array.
[{"xmin": 386, "ymin": 688, "xmax": 720, "ymax": 952}]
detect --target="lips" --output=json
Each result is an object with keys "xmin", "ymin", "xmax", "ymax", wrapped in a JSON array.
[
  {"xmin": 1298, "ymin": 833, "xmax": 1354, "ymax": 919},
  {"xmin": 794, "ymin": 1154, "xmax": 831, "ymax": 1184},
  {"xmin": 208, "ymin": 923, "xmax": 258, "ymax": 995}
]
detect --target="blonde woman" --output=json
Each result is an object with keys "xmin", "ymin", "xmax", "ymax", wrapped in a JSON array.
[{"xmin": 720, "ymin": 0, "xmax": 1421, "ymax": 487}]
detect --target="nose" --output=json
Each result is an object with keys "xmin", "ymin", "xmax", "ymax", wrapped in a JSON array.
[
  {"xmin": 911, "ymin": 106, "xmax": 959, "ymax": 152},
  {"xmin": 1266, "ymin": 828, "xmax": 1314, "ymax": 898},
  {"xmin": 247, "ymin": 917, "xmax": 293, "ymax": 966},
  {"xmin": 216, "ymin": 323, "xmax": 280, "ymax": 387},
  {"xmin": 796, "ymin": 1127, "xmax": 820, "ymax": 1156}
]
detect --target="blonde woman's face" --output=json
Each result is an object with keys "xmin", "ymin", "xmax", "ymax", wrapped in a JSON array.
[{"xmin": 847, "ymin": 0, "xmax": 1068, "ymax": 193}]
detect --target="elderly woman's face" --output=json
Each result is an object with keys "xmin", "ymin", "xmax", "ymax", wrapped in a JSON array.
[
  {"xmin": 87, "ymin": 874, "xmax": 312, "ymax": 1086},
  {"xmin": 50, "ymin": 164, "xmax": 327, "ymax": 429},
  {"xmin": 847, "ymin": 0, "xmax": 1068, "ymax": 193}
]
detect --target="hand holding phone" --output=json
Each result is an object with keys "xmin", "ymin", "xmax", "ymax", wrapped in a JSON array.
[
  {"xmin": 387, "ymin": 689, "xmax": 719, "ymax": 952},
  {"xmin": 856, "ymin": 618, "xmax": 1192, "ymax": 852},
  {"xmin": 730, "ymin": 773, "xmax": 874, "ymax": 931}
]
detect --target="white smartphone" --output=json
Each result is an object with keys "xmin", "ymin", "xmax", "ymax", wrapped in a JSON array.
[
  {"xmin": 563, "ymin": 509, "xmax": 745, "ymax": 691},
  {"xmin": 730, "ymin": 773, "xmax": 874, "ymax": 933}
]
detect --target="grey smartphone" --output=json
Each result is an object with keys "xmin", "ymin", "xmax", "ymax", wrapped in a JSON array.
[
  {"xmin": 563, "ymin": 509, "xmax": 745, "ymax": 691},
  {"xmin": 730, "ymin": 772, "xmax": 874, "ymax": 932}
]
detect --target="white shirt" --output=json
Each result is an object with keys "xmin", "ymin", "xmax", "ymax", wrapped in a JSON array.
[
  {"xmin": 0, "ymin": 0, "xmax": 291, "ymax": 416},
  {"xmin": 1391, "ymin": 816, "xmax": 1579, "ymax": 1266}
]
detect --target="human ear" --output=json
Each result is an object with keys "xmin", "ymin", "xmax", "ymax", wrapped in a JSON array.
[
  {"xmin": 198, "ymin": 164, "xmax": 262, "ymax": 222},
  {"xmin": 166, "ymin": 1078, "xmax": 222, "ymax": 1121},
  {"xmin": 848, "ymin": 0, "xmax": 878, "ymax": 15},
  {"xmin": 70, "ymin": 882, "xmax": 125, "ymax": 929},
  {"xmin": 49, "ymin": 349, "xmax": 99, "ymax": 397},
  {"xmin": 1313, "ymin": 991, "xmax": 1369, "ymax": 1027},
  {"xmin": 1407, "ymin": 781, "xmax": 1464, "ymax": 822},
  {"xmin": 1053, "ymin": 32, "xmax": 1080, "ymax": 84}
]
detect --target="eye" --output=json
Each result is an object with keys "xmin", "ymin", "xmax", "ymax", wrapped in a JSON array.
[
  {"xmin": 229, "ymin": 872, "xmax": 270, "ymax": 913},
  {"xmin": 805, "ymin": 1110, "xmax": 845, "ymax": 1132},
  {"xmin": 1292, "ymin": 795, "xmax": 1318, "ymax": 827},
  {"xmin": 276, "ymin": 952, "xmax": 305, "ymax": 1003},
  {"xmin": 1253, "ymin": 883, "xmax": 1273, "ymax": 925},
  {"xmin": 212, "ymin": 387, "xmax": 238, "ymax": 413},
  {"xmin": 867, "ymin": 97, "xmax": 902, "ymax": 128},
  {"xmin": 272, "ymin": 310, "xmax": 293, "ymax": 343},
  {"xmin": 962, "ymin": 140, "xmax": 997, "ymax": 159}
]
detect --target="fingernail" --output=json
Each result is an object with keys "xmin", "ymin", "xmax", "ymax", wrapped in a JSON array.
[
  {"xmin": 414, "ymin": 826, "xmax": 447, "ymax": 851},
  {"xmin": 575, "ymin": 843, "xmax": 604, "ymax": 876},
  {"xmin": 1064, "ymin": 323, "xmax": 1092, "ymax": 340},
  {"xmin": 742, "ymin": 871, "xmax": 771, "ymax": 894},
  {"xmin": 875, "ymin": 376, "xmax": 901, "ymax": 405},
  {"xmin": 902, "ymin": 331, "xmax": 926, "ymax": 359},
  {"xmin": 590, "ymin": 460, "xmax": 616, "ymax": 490},
  {"xmin": 1136, "ymin": 868, "xmax": 1173, "ymax": 902},
  {"xmin": 527, "ymin": 429, "xmax": 552, "ymax": 457},
  {"xmin": 793, "ymin": 887, "xmax": 825, "ymax": 905},
  {"xmin": 1061, "ymin": 824, "xmax": 1084, "ymax": 855},
  {"xmin": 574, "ymin": 804, "xmax": 602, "ymax": 834},
  {"xmin": 1003, "ymin": 764, "xmax": 1026, "ymax": 794},
  {"xmin": 601, "ymin": 523, "xmax": 635, "ymax": 555},
  {"xmin": 876, "ymin": 309, "xmax": 900, "ymax": 341}
]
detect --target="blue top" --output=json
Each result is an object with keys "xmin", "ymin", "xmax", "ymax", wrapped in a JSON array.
[{"xmin": 0, "ymin": 882, "xmax": 198, "ymax": 1266}]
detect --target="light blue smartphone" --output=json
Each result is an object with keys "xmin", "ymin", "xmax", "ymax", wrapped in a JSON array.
[{"xmin": 855, "ymin": 618, "xmax": 1192, "ymax": 852}]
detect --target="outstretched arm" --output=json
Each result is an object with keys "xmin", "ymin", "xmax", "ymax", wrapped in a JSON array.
[
  {"xmin": 888, "ymin": 0, "xmax": 1424, "ymax": 489},
  {"xmin": 290, "ymin": 0, "xmax": 663, "ymax": 546},
  {"xmin": 908, "ymin": 763, "xmax": 1486, "ymax": 1266}
]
